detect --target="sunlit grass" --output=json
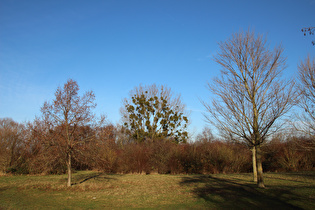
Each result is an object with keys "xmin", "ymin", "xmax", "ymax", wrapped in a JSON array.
[{"xmin": 0, "ymin": 171, "xmax": 314, "ymax": 209}]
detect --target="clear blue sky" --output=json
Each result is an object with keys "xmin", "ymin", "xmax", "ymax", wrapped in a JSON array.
[{"xmin": 1, "ymin": 0, "xmax": 314, "ymax": 138}]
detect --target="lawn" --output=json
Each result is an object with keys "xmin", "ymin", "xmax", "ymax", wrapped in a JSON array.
[{"xmin": 0, "ymin": 171, "xmax": 314, "ymax": 209}]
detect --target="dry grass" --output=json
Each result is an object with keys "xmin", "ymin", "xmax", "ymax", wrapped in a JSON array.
[{"xmin": 0, "ymin": 171, "xmax": 314, "ymax": 209}]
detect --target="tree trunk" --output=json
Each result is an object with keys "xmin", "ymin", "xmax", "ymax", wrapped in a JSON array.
[
  {"xmin": 256, "ymin": 145, "xmax": 265, "ymax": 188},
  {"xmin": 67, "ymin": 152, "xmax": 72, "ymax": 187},
  {"xmin": 251, "ymin": 146, "xmax": 257, "ymax": 182}
]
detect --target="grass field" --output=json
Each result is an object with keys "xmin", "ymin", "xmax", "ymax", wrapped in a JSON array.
[{"xmin": 0, "ymin": 171, "xmax": 314, "ymax": 209}]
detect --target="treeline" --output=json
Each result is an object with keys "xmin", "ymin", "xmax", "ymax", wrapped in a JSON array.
[{"xmin": 1, "ymin": 118, "xmax": 314, "ymax": 175}]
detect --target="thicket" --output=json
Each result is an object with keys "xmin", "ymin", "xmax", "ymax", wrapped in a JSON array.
[{"xmin": 1, "ymin": 120, "xmax": 314, "ymax": 175}]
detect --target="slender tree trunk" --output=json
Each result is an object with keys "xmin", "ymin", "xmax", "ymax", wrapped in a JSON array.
[
  {"xmin": 67, "ymin": 152, "xmax": 72, "ymax": 187},
  {"xmin": 251, "ymin": 146, "xmax": 257, "ymax": 182},
  {"xmin": 9, "ymin": 140, "xmax": 17, "ymax": 167},
  {"xmin": 256, "ymin": 145, "xmax": 265, "ymax": 188}
]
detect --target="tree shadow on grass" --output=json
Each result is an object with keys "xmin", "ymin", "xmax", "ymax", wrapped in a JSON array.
[
  {"xmin": 264, "ymin": 172, "xmax": 315, "ymax": 184},
  {"xmin": 285, "ymin": 171, "xmax": 315, "ymax": 179},
  {"xmin": 71, "ymin": 172, "xmax": 118, "ymax": 186},
  {"xmin": 180, "ymin": 175, "xmax": 309, "ymax": 209}
]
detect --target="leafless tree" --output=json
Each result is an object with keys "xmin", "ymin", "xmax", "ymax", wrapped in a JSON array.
[
  {"xmin": 202, "ymin": 30, "xmax": 296, "ymax": 188},
  {"xmin": 295, "ymin": 55, "xmax": 315, "ymax": 150},
  {"xmin": 41, "ymin": 79, "xmax": 104, "ymax": 187},
  {"xmin": 195, "ymin": 126, "xmax": 214, "ymax": 143}
]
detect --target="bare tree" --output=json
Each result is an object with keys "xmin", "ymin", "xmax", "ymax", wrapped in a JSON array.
[
  {"xmin": 295, "ymin": 55, "xmax": 315, "ymax": 150},
  {"xmin": 195, "ymin": 126, "xmax": 214, "ymax": 143},
  {"xmin": 41, "ymin": 79, "xmax": 103, "ymax": 187},
  {"xmin": 121, "ymin": 84, "xmax": 189, "ymax": 143},
  {"xmin": 202, "ymin": 30, "xmax": 296, "ymax": 188}
]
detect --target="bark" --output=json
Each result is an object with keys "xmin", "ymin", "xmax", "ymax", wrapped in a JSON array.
[
  {"xmin": 251, "ymin": 146, "xmax": 257, "ymax": 182},
  {"xmin": 67, "ymin": 152, "xmax": 71, "ymax": 187},
  {"xmin": 256, "ymin": 145, "xmax": 265, "ymax": 188}
]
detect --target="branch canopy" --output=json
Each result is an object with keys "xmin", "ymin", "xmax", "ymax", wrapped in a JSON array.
[
  {"xmin": 203, "ymin": 30, "xmax": 296, "ymax": 146},
  {"xmin": 296, "ymin": 55, "xmax": 315, "ymax": 150},
  {"xmin": 121, "ymin": 84, "xmax": 189, "ymax": 143}
]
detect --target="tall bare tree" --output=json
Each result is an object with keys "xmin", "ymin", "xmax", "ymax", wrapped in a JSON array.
[
  {"xmin": 295, "ymin": 55, "xmax": 315, "ymax": 150},
  {"xmin": 202, "ymin": 30, "xmax": 296, "ymax": 188},
  {"xmin": 41, "ymin": 79, "xmax": 102, "ymax": 187},
  {"xmin": 121, "ymin": 84, "xmax": 189, "ymax": 143}
]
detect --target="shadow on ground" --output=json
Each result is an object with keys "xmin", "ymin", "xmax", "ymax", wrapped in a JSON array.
[
  {"xmin": 264, "ymin": 172, "xmax": 315, "ymax": 184},
  {"xmin": 71, "ymin": 172, "xmax": 117, "ymax": 186},
  {"xmin": 180, "ymin": 175, "xmax": 310, "ymax": 209}
]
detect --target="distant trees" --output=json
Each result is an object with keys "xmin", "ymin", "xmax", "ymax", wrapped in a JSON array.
[
  {"xmin": 295, "ymin": 55, "xmax": 315, "ymax": 150},
  {"xmin": 121, "ymin": 84, "xmax": 189, "ymax": 143},
  {"xmin": 26, "ymin": 118, "xmax": 66, "ymax": 174},
  {"xmin": 86, "ymin": 123, "xmax": 118, "ymax": 172},
  {"xmin": 1, "ymin": 116, "xmax": 313, "ymax": 175},
  {"xmin": 0, "ymin": 118, "xmax": 25, "ymax": 173},
  {"xmin": 40, "ymin": 79, "xmax": 103, "ymax": 187},
  {"xmin": 195, "ymin": 127, "xmax": 214, "ymax": 143},
  {"xmin": 202, "ymin": 30, "xmax": 296, "ymax": 188}
]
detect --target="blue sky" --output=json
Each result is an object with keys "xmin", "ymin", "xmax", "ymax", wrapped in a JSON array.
[{"xmin": 1, "ymin": 0, "xmax": 314, "ymax": 137}]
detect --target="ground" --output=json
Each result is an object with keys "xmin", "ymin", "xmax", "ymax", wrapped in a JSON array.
[{"xmin": 0, "ymin": 171, "xmax": 314, "ymax": 209}]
